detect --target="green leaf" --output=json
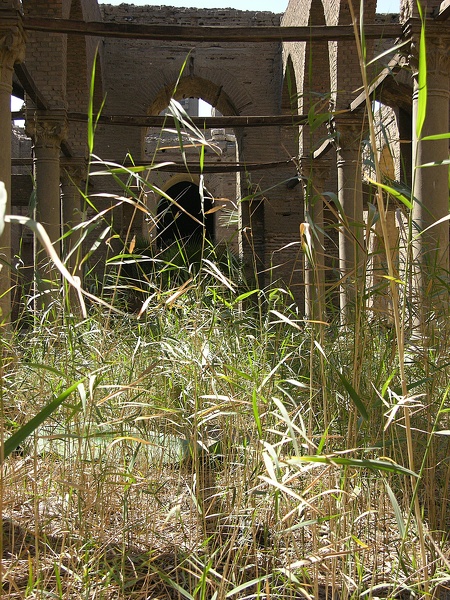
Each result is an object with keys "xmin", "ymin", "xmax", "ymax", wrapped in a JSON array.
[
  {"xmin": 234, "ymin": 289, "xmax": 260, "ymax": 303},
  {"xmin": 421, "ymin": 132, "xmax": 450, "ymax": 141},
  {"xmin": 359, "ymin": 0, "xmax": 366, "ymax": 62},
  {"xmin": 199, "ymin": 142, "xmax": 205, "ymax": 172},
  {"xmin": 384, "ymin": 480, "xmax": 406, "ymax": 537},
  {"xmin": 289, "ymin": 455, "xmax": 418, "ymax": 477},
  {"xmin": 252, "ymin": 388, "xmax": 263, "ymax": 438},
  {"xmin": 87, "ymin": 50, "xmax": 98, "ymax": 154},
  {"xmin": 368, "ymin": 178, "xmax": 412, "ymax": 210},
  {"xmin": 2, "ymin": 380, "xmax": 84, "ymax": 462},
  {"xmin": 226, "ymin": 574, "xmax": 272, "ymax": 598},
  {"xmin": 366, "ymin": 39, "xmax": 410, "ymax": 67},
  {"xmin": 334, "ymin": 370, "xmax": 369, "ymax": 421},
  {"xmin": 307, "ymin": 102, "xmax": 331, "ymax": 132},
  {"xmin": 416, "ymin": 1, "xmax": 427, "ymax": 139}
]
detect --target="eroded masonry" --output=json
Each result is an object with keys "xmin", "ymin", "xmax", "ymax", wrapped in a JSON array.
[{"xmin": 1, "ymin": 0, "xmax": 449, "ymax": 321}]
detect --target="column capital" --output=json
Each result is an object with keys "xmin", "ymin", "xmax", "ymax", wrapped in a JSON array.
[
  {"xmin": 61, "ymin": 157, "xmax": 88, "ymax": 184},
  {"xmin": 0, "ymin": 12, "xmax": 25, "ymax": 85},
  {"xmin": 26, "ymin": 110, "xmax": 69, "ymax": 149},
  {"xmin": 332, "ymin": 114, "xmax": 365, "ymax": 152},
  {"xmin": 425, "ymin": 37, "xmax": 450, "ymax": 79},
  {"xmin": 299, "ymin": 157, "xmax": 332, "ymax": 185},
  {"xmin": 406, "ymin": 20, "xmax": 450, "ymax": 76}
]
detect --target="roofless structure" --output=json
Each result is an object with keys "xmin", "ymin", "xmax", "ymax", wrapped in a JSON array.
[{"xmin": 0, "ymin": 0, "xmax": 449, "ymax": 322}]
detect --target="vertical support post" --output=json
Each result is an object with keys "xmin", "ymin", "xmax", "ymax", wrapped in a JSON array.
[
  {"xmin": 411, "ymin": 32, "xmax": 450, "ymax": 322},
  {"xmin": 369, "ymin": 209, "xmax": 400, "ymax": 322},
  {"xmin": 241, "ymin": 190, "xmax": 265, "ymax": 291},
  {"xmin": 0, "ymin": 8, "xmax": 25, "ymax": 323},
  {"xmin": 301, "ymin": 158, "xmax": 330, "ymax": 320},
  {"xmin": 335, "ymin": 116, "xmax": 365, "ymax": 322},
  {"xmin": 26, "ymin": 111, "xmax": 68, "ymax": 309},
  {"xmin": 61, "ymin": 158, "xmax": 86, "ymax": 275},
  {"xmin": 61, "ymin": 158, "xmax": 87, "ymax": 311}
]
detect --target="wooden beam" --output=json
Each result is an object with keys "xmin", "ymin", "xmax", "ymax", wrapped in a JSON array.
[
  {"xmin": 66, "ymin": 112, "xmax": 310, "ymax": 128},
  {"xmin": 312, "ymin": 139, "xmax": 333, "ymax": 159},
  {"xmin": 350, "ymin": 53, "xmax": 412, "ymax": 113},
  {"xmin": 14, "ymin": 62, "xmax": 47, "ymax": 111},
  {"xmin": 13, "ymin": 157, "xmax": 294, "ymax": 173},
  {"xmin": 22, "ymin": 17, "xmax": 403, "ymax": 42},
  {"xmin": 97, "ymin": 159, "xmax": 295, "ymax": 173}
]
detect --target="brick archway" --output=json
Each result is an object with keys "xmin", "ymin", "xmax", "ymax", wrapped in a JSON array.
[
  {"xmin": 157, "ymin": 180, "xmax": 214, "ymax": 248},
  {"xmin": 148, "ymin": 76, "xmax": 240, "ymax": 119}
]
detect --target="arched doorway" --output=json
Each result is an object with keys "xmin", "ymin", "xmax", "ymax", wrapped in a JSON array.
[{"xmin": 157, "ymin": 181, "xmax": 214, "ymax": 248}]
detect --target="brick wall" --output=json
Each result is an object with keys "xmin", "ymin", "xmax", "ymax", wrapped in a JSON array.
[
  {"xmin": 11, "ymin": 0, "xmax": 421, "ymax": 309},
  {"xmin": 23, "ymin": 0, "xmax": 67, "ymax": 109}
]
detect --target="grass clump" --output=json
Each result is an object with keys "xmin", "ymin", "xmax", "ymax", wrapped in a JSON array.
[{"xmin": 1, "ymin": 282, "xmax": 449, "ymax": 598}]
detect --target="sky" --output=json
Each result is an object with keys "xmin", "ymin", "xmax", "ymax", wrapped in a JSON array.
[{"xmin": 100, "ymin": 0, "xmax": 399, "ymax": 12}]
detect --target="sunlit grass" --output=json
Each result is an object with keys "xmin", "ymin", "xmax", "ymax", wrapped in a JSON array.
[{"xmin": 1, "ymin": 10, "xmax": 450, "ymax": 599}]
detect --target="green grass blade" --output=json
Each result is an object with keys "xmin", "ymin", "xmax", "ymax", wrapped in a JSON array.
[
  {"xmin": 384, "ymin": 480, "xmax": 406, "ymax": 537},
  {"xmin": 288, "ymin": 455, "xmax": 418, "ymax": 477},
  {"xmin": 252, "ymin": 388, "xmax": 263, "ymax": 438},
  {"xmin": 334, "ymin": 369, "xmax": 368, "ymax": 421},
  {"xmin": 421, "ymin": 132, "xmax": 450, "ymax": 141},
  {"xmin": 2, "ymin": 380, "xmax": 84, "ymax": 462},
  {"xmin": 416, "ymin": 158, "xmax": 450, "ymax": 168},
  {"xmin": 87, "ymin": 50, "xmax": 98, "ymax": 154},
  {"xmin": 416, "ymin": 1, "xmax": 427, "ymax": 139},
  {"xmin": 367, "ymin": 178, "xmax": 413, "ymax": 210},
  {"xmin": 234, "ymin": 289, "xmax": 260, "ymax": 303},
  {"xmin": 226, "ymin": 574, "xmax": 272, "ymax": 597}
]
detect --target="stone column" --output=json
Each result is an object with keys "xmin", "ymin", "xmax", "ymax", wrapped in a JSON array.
[
  {"xmin": 61, "ymin": 158, "xmax": 87, "ymax": 311},
  {"xmin": 241, "ymin": 185, "xmax": 265, "ymax": 291},
  {"xmin": 61, "ymin": 158, "xmax": 87, "ymax": 275},
  {"xmin": 368, "ymin": 208, "xmax": 400, "ymax": 323},
  {"xmin": 301, "ymin": 158, "xmax": 330, "ymax": 321},
  {"xmin": 26, "ymin": 111, "xmax": 68, "ymax": 257},
  {"xmin": 0, "ymin": 9, "xmax": 25, "ymax": 323},
  {"xmin": 26, "ymin": 111, "xmax": 68, "ymax": 309},
  {"xmin": 335, "ymin": 115, "xmax": 365, "ymax": 322},
  {"xmin": 410, "ymin": 31, "xmax": 450, "ymax": 306}
]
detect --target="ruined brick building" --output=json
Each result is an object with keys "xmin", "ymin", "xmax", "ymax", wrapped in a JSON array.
[{"xmin": 0, "ymin": 0, "xmax": 449, "ymax": 320}]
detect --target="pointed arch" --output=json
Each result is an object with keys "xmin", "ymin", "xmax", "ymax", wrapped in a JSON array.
[
  {"xmin": 281, "ymin": 54, "xmax": 299, "ymax": 115},
  {"xmin": 334, "ymin": 0, "xmax": 377, "ymax": 108},
  {"xmin": 157, "ymin": 180, "xmax": 214, "ymax": 248},
  {"xmin": 148, "ymin": 76, "xmax": 240, "ymax": 118}
]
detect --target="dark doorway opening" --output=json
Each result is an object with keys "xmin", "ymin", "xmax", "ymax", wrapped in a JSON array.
[{"xmin": 157, "ymin": 182, "xmax": 214, "ymax": 247}]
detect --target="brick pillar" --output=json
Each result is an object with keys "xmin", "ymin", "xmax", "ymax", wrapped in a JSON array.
[
  {"xmin": 26, "ymin": 111, "xmax": 68, "ymax": 309},
  {"xmin": 410, "ymin": 29, "xmax": 450, "ymax": 320},
  {"xmin": 301, "ymin": 158, "xmax": 331, "ymax": 320},
  {"xmin": 335, "ymin": 115, "xmax": 365, "ymax": 322},
  {"xmin": 0, "ymin": 8, "xmax": 25, "ymax": 323}
]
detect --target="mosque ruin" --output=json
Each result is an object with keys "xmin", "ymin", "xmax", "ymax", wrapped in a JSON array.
[{"xmin": 1, "ymin": 0, "xmax": 449, "ymax": 321}]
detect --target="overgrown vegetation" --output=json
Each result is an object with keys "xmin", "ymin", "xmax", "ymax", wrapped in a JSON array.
[{"xmin": 1, "ymin": 6, "xmax": 450, "ymax": 599}]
